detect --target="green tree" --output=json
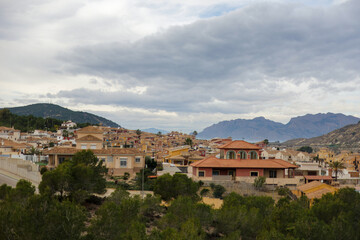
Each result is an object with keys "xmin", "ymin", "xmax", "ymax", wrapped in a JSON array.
[
  {"xmin": 39, "ymin": 150, "xmax": 107, "ymax": 202},
  {"xmin": 263, "ymin": 139, "xmax": 269, "ymax": 145},
  {"xmin": 329, "ymin": 160, "xmax": 345, "ymax": 181},
  {"xmin": 153, "ymin": 173, "xmax": 200, "ymax": 201},
  {"xmin": 184, "ymin": 137, "xmax": 193, "ymax": 147},
  {"xmin": 213, "ymin": 184, "xmax": 226, "ymax": 198},
  {"xmin": 145, "ymin": 156, "xmax": 157, "ymax": 171},
  {"xmin": 297, "ymin": 146, "xmax": 313, "ymax": 153},
  {"xmin": 136, "ymin": 129, "xmax": 142, "ymax": 136}
]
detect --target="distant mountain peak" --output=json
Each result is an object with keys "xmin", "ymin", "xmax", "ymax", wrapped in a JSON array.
[{"xmin": 198, "ymin": 113, "xmax": 360, "ymax": 142}]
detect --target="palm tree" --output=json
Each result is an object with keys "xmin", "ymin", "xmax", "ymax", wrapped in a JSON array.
[{"xmin": 329, "ymin": 161, "xmax": 345, "ymax": 181}]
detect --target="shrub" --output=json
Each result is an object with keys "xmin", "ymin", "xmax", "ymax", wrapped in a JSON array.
[
  {"xmin": 200, "ymin": 188, "xmax": 210, "ymax": 196},
  {"xmin": 123, "ymin": 172, "xmax": 130, "ymax": 181},
  {"xmin": 40, "ymin": 167, "xmax": 48, "ymax": 175},
  {"xmin": 254, "ymin": 176, "xmax": 266, "ymax": 190},
  {"xmin": 213, "ymin": 185, "xmax": 226, "ymax": 198},
  {"xmin": 277, "ymin": 186, "xmax": 291, "ymax": 196}
]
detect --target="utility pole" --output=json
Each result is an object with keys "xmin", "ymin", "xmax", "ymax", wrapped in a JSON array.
[{"xmin": 141, "ymin": 162, "xmax": 147, "ymax": 199}]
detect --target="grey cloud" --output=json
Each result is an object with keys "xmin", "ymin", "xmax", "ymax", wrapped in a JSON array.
[
  {"xmin": 64, "ymin": 0, "xmax": 360, "ymax": 85},
  {"xmin": 44, "ymin": 1, "xmax": 360, "ymax": 120}
]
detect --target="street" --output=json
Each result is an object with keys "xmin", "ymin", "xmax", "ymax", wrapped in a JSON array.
[{"xmin": 0, "ymin": 172, "xmax": 18, "ymax": 187}]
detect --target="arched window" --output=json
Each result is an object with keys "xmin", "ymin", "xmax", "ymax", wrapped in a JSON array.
[
  {"xmin": 226, "ymin": 151, "xmax": 236, "ymax": 159},
  {"xmin": 238, "ymin": 151, "xmax": 247, "ymax": 159},
  {"xmin": 249, "ymin": 151, "xmax": 258, "ymax": 159}
]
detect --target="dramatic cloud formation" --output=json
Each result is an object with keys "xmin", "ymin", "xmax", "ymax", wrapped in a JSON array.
[{"xmin": 0, "ymin": 0, "xmax": 359, "ymax": 132}]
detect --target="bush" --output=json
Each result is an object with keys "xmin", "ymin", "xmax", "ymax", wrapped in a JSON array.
[
  {"xmin": 200, "ymin": 188, "xmax": 210, "ymax": 196},
  {"xmin": 153, "ymin": 173, "xmax": 200, "ymax": 201},
  {"xmin": 198, "ymin": 180, "xmax": 204, "ymax": 187},
  {"xmin": 123, "ymin": 172, "xmax": 130, "ymax": 181},
  {"xmin": 277, "ymin": 186, "xmax": 291, "ymax": 196},
  {"xmin": 40, "ymin": 167, "xmax": 48, "ymax": 175},
  {"xmin": 210, "ymin": 183, "xmax": 216, "ymax": 190},
  {"xmin": 254, "ymin": 176, "xmax": 266, "ymax": 190},
  {"xmin": 213, "ymin": 185, "xmax": 226, "ymax": 198}
]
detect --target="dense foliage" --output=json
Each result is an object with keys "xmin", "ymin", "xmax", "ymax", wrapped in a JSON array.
[
  {"xmin": 39, "ymin": 150, "xmax": 107, "ymax": 203},
  {"xmin": 297, "ymin": 146, "xmax": 313, "ymax": 153},
  {"xmin": 0, "ymin": 108, "xmax": 63, "ymax": 132},
  {"xmin": 2, "ymin": 165, "xmax": 360, "ymax": 239},
  {"xmin": 153, "ymin": 173, "xmax": 200, "ymax": 201}
]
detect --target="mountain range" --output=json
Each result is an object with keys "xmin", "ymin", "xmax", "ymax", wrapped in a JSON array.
[
  {"xmin": 281, "ymin": 121, "xmax": 360, "ymax": 150},
  {"xmin": 7, "ymin": 103, "xmax": 120, "ymax": 128},
  {"xmin": 141, "ymin": 128, "xmax": 169, "ymax": 134},
  {"xmin": 197, "ymin": 113, "xmax": 360, "ymax": 142}
]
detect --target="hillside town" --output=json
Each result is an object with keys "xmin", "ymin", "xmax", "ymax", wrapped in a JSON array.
[{"xmin": 1, "ymin": 120, "xmax": 360, "ymax": 202}]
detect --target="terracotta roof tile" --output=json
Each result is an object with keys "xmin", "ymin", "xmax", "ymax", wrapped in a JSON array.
[
  {"xmin": 190, "ymin": 156, "xmax": 298, "ymax": 169},
  {"xmin": 76, "ymin": 126, "xmax": 104, "ymax": 133},
  {"xmin": 218, "ymin": 140, "xmax": 261, "ymax": 150},
  {"xmin": 77, "ymin": 135, "xmax": 102, "ymax": 142},
  {"xmin": 43, "ymin": 147, "xmax": 143, "ymax": 155},
  {"xmin": 304, "ymin": 175, "xmax": 333, "ymax": 180},
  {"xmin": 297, "ymin": 181, "xmax": 323, "ymax": 192},
  {"xmin": 306, "ymin": 188, "xmax": 334, "ymax": 199}
]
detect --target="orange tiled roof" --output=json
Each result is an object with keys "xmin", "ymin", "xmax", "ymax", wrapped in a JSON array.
[
  {"xmin": 76, "ymin": 126, "xmax": 104, "ymax": 133},
  {"xmin": 190, "ymin": 156, "xmax": 298, "ymax": 169},
  {"xmin": 297, "ymin": 181, "xmax": 323, "ymax": 192},
  {"xmin": 77, "ymin": 135, "xmax": 102, "ymax": 142},
  {"xmin": 43, "ymin": 147, "xmax": 143, "ymax": 155},
  {"xmin": 304, "ymin": 175, "xmax": 333, "ymax": 181},
  {"xmin": 306, "ymin": 188, "xmax": 334, "ymax": 199},
  {"xmin": 218, "ymin": 140, "xmax": 261, "ymax": 150},
  {"xmin": 0, "ymin": 139, "xmax": 31, "ymax": 149}
]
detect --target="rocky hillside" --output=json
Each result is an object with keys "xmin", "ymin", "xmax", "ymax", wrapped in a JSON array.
[
  {"xmin": 7, "ymin": 103, "xmax": 120, "ymax": 128},
  {"xmin": 198, "ymin": 113, "xmax": 360, "ymax": 142},
  {"xmin": 281, "ymin": 122, "xmax": 360, "ymax": 150}
]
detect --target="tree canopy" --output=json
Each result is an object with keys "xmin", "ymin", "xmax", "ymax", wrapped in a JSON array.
[
  {"xmin": 153, "ymin": 173, "xmax": 200, "ymax": 201},
  {"xmin": 39, "ymin": 150, "xmax": 107, "ymax": 202},
  {"xmin": 297, "ymin": 146, "xmax": 313, "ymax": 153}
]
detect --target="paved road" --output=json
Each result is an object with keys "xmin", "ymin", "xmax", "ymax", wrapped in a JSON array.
[{"xmin": 0, "ymin": 172, "xmax": 18, "ymax": 187}]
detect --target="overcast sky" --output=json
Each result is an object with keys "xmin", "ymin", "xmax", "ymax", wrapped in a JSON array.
[{"xmin": 1, "ymin": 0, "xmax": 359, "ymax": 133}]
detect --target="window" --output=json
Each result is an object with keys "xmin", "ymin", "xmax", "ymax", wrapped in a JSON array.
[
  {"xmin": 250, "ymin": 171, "xmax": 259, "ymax": 177},
  {"xmin": 135, "ymin": 157, "xmax": 141, "ymax": 163},
  {"xmin": 269, "ymin": 170, "xmax": 277, "ymax": 178},
  {"xmin": 107, "ymin": 156, "xmax": 113, "ymax": 163},
  {"xmin": 120, "ymin": 158, "xmax": 127, "ymax": 167},
  {"xmin": 239, "ymin": 151, "xmax": 247, "ymax": 159},
  {"xmin": 81, "ymin": 144, "xmax": 87, "ymax": 149},
  {"xmin": 249, "ymin": 151, "xmax": 258, "ymax": 159},
  {"xmin": 59, "ymin": 157, "xmax": 65, "ymax": 164},
  {"xmin": 90, "ymin": 144, "xmax": 96, "ymax": 149},
  {"xmin": 199, "ymin": 171, "xmax": 205, "ymax": 177},
  {"xmin": 100, "ymin": 157, "xmax": 106, "ymax": 162},
  {"xmin": 226, "ymin": 151, "xmax": 236, "ymax": 159},
  {"xmin": 213, "ymin": 170, "xmax": 220, "ymax": 176}
]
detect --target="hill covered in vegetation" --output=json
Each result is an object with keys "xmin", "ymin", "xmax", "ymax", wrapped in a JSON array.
[{"xmin": 7, "ymin": 103, "xmax": 120, "ymax": 128}]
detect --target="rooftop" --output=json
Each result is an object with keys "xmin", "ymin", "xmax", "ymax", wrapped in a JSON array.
[
  {"xmin": 218, "ymin": 140, "xmax": 261, "ymax": 150},
  {"xmin": 191, "ymin": 156, "xmax": 298, "ymax": 169}
]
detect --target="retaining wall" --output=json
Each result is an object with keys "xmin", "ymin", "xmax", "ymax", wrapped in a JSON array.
[{"xmin": 0, "ymin": 157, "xmax": 42, "ymax": 185}]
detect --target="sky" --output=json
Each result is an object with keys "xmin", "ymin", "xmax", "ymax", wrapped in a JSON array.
[{"xmin": 0, "ymin": 0, "xmax": 359, "ymax": 133}]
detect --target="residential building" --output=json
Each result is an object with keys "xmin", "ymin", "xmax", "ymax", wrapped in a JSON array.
[{"xmin": 191, "ymin": 140, "xmax": 299, "ymax": 186}]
